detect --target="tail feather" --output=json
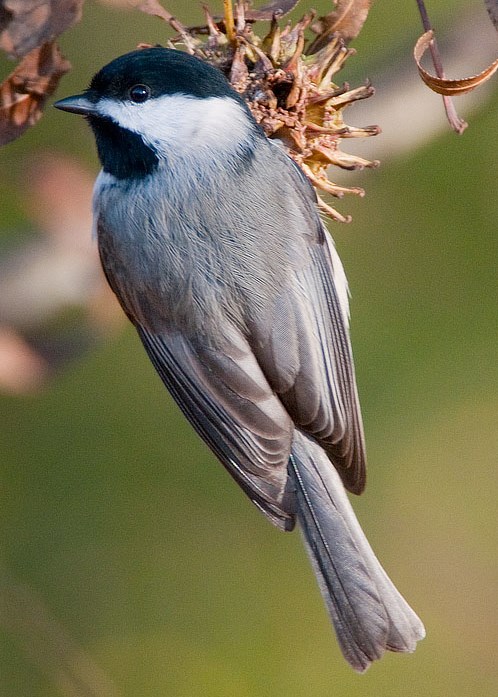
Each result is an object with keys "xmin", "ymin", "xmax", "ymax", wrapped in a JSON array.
[{"xmin": 290, "ymin": 431, "xmax": 425, "ymax": 672}]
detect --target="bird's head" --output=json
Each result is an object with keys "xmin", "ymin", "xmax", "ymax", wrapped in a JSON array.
[{"xmin": 55, "ymin": 47, "xmax": 258, "ymax": 179}]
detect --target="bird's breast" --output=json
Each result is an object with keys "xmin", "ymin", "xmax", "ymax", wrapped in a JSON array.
[{"xmin": 92, "ymin": 170, "xmax": 279, "ymax": 339}]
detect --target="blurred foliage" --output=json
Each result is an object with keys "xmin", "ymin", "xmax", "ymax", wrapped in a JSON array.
[{"xmin": 1, "ymin": 1, "xmax": 497, "ymax": 696}]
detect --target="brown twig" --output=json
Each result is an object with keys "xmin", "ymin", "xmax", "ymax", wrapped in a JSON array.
[{"xmin": 224, "ymin": 0, "xmax": 236, "ymax": 43}]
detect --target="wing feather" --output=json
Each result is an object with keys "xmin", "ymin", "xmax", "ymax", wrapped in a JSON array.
[
  {"xmin": 248, "ymin": 150, "xmax": 367, "ymax": 493},
  {"xmin": 136, "ymin": 324, "xmax": 296, "ymax": 529}
]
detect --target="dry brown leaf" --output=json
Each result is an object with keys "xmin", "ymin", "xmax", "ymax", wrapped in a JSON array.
[
  {"xmin": 485, "ymin": 0, "xmax": 498, "ymax": 31},
  {"xmin": 414, "ymin": 30, "xmax": 498, "ymax": 95},
  {"xmin": 0, "ymin": 0, "xmax": 83, "ymax": 58},
  {"xmin": 0, "ymin": 41, "xmax": 70, "ymax": 145},
  {"xmin": 310, "ymin": 0, "xmax": 371, "ymax": 52}
]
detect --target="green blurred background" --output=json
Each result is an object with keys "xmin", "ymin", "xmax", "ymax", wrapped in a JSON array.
[{"xmin": 1, "ymin": 1, "xmax": 497, "ymax": 695}]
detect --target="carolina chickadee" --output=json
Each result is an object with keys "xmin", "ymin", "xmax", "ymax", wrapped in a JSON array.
[{"xmin": 55, "ymin": 47, "xmax": 424, "ymax": 671}]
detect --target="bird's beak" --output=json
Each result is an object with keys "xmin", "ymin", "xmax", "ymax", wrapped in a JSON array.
[{"xmin": 54, "ymin": 94, "xmax": 98, "ymax": 116}]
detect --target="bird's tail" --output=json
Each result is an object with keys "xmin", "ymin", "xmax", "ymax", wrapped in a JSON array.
[{"xmin": 289, "ymin": 431, "xmax": 425, "ymax": 672}]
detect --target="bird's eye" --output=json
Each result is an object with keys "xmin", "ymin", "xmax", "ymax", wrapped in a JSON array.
[{"xmin": 129, "ymin": 84, "xmax": 151, "ymax": 103}]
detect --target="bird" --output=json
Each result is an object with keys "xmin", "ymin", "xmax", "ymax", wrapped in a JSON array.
[{"xmin": 54, "ymin": 46, "xmax": 425, "ymax": 671}]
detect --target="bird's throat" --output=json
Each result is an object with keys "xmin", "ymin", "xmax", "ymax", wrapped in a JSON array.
[{"xmin": 89, "ymin": 116, "xmax": 159, "ymax": 180}]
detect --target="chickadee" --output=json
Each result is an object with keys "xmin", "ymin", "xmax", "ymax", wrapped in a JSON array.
[{"xmin": 55, "ymin": 47, "xmax": 424, "ymax": 671}]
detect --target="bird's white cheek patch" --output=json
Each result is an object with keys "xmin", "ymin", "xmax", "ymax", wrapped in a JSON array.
[{"xmin": 96, "ymin": 94, "xmax": 251, "ymax": 157}]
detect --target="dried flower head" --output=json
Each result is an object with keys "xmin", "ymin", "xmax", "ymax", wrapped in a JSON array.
[{"xmin": 140, "ymin": 0, "xmax": 379, "ymax": 222}]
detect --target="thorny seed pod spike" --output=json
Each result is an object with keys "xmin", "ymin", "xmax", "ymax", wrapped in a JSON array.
[
  {"xmin": 326, "ymin": 83, "xmax": 374, "ymax": 108},
  {"xmin": 203, "ymin": 5, "xmax": 224, "ymax": 42},
  {"xmin": 283, "ymin": 13, "xmax": 315, "ymax": 73},
  {"xmin": 319, "ymin": 46, "xmax": 354, "ymax": 90},
  {"xmin": 262, "ymin": 16, "xmax": 281, "ymax": 63},
  {"xmin": 316, "ymin": 194, "xmax": 353, "ymax": 223},
  {"xmin": 235, "ymin": 0, "xmax": 246, "ymax": 33},
  {"xmin": 303, "ymin": 122, "xmax": 380, "ymax": 139},
  {"xmin": 279, "ymin": 21, "xmax": 293, "ymax": 42},
  {"xmin": 317, "ymin": 178, "xmax": 365, "ymax": 198},
  {"xmin": 308, "ymin": 85, "xmax": 350, "ymax": 106},
  {"xmin": 307, "ymin": 38, "xmax": 344, "ymax": 83},
  {"xmin": 282, "ymin": 36, "xmax": 303, "ymax": 75},
  {"xmin": 339, "ymin": 124, "xmax": 381, "ymax": 138},
  {"xmin": 279, "ymin": 20, "xmax": 304, "ymax": 59},
  {"xmin": 246, "ymin": 41, "xmax": 275, "ymax": 72},
  {"xmin": 321, "ymin": 148, "xmax": 379, "ymax": 170},
  {"xmin": 230, "ymin": 43, "xmax": 249, "ymax": 89}
]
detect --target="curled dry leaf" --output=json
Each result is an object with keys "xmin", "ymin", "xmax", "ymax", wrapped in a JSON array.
[
  {"xmin": 0, "ymin": 0, "xmax": 83, "ymax": 59},
  {"xmin": 0, "ymin": 41, "xmax": 70, "ymax": 145},
  {"xmin": 414, "ymin": 30, "xmax": 498, "ymax": 95},
  {"xmin": 309, "ymin": 0, "xmax": 371, "ymax": 53},
  {"xmin": 485, "ymin": 0, "xmax": 498, "ymax": 31}
]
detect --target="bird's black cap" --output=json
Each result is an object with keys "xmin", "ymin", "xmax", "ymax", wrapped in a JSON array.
[{"xmin": 87, "ymin": 47, "xmax": 239, "ymax": 103}]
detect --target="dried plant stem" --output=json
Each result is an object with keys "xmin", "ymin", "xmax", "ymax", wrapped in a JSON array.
[{"xmin": 224, "ymin": 0, "xmax": 236, "ymax": 42}]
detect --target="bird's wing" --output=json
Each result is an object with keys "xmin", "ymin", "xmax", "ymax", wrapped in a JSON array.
[
  {"xmin": 249, "ymin": 149, "xmax": 367, "ymax": 494},
  {"xmin": 135, "ymin": 323, "xmax": 296, "ymax": 530},
  {"xmin": 95, "ymin": 206, "xmax": 295, "ymax": 530}
]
